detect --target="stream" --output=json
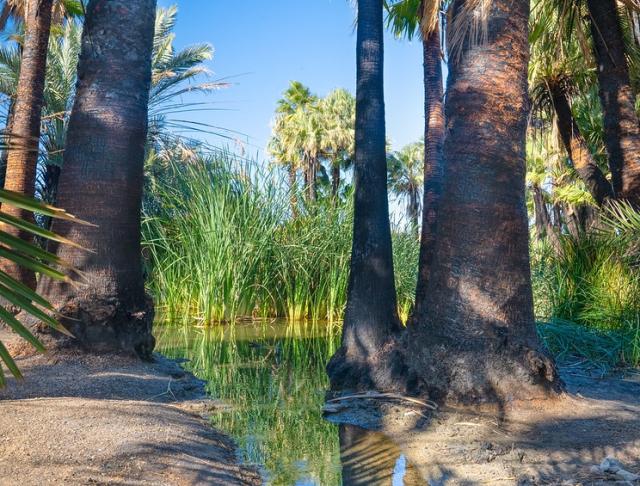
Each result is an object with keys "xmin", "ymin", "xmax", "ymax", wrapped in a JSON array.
[{"xmin": 157, "ymin": 320, "xmax": 424, "ymax": 485}]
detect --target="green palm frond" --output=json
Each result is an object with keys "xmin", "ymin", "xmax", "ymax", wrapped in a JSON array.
[{"xmin": 0, "ymin": 189, "xmax": 86, "ymax": 387}]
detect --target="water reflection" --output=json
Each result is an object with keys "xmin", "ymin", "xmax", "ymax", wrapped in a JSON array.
[
  {"xmin": 156, "ymin": 321, "xmax": 424, "ymax": 485},
  {"xmin": 340, "ymin": 425, "xmax": 424, "ymax": 486}
]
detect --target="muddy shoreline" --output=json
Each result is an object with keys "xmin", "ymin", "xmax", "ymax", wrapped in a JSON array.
[{"xmin": 0, "ymin": 330, "xmax": 261, "ymax": 485}]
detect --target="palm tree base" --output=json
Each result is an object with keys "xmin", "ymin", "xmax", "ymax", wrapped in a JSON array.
[
  {"xmin": 328, "ymin": 330, "xmax": 564, "ymax": 405},
  {"xmin": 21, "ymin": 294, "xmax": 155, "ymax": 360}
]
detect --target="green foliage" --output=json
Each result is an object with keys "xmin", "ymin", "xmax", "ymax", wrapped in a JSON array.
[
  {"xmin": 531, "ymin": 202, "xmax": 640, "ymax": 367},
  {"xmin": 0, "ymin": 189, "xmax": 83, "ymax": 386},
  {"xmin": 142, "ymin": 151, "xmax": 418, "ymax": 324}
]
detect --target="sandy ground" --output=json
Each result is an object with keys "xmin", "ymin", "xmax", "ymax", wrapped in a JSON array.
[
  {"xmin": 327, "ymin": 367, "xmax": 640, "ymax": 485},
  {"xmin": 0, "ymin": 331, "xmax": 261, "ymax": 486}
]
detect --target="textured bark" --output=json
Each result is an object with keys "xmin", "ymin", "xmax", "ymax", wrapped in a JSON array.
[
  {"xmin": 413, "ymin": 27, "xmax": 445, "ymax": 308},
  {"xmin": 30, "ymin": 0, "xmax": 157, "ymax": 359},
  {"xmin": 407, "ymin": 187, "xmax": 420, "ymax": 232},
  {"xmin": 403, "ymin": 0, "xmax": 563, "ymax": 403},
  {"xmin": 550, "ymin": 84, "xmax": 614, "ymax": 206},
  {"xmin": 1, "ymin": 0, "xmax": 55, "ymax": 289},
  {"xmin": 327, "ymin": 0, "xmax": 402, "ymax": 391},
  {"xmin": 587, "ymin": 0, "xmax": 640, "ymax": 204}
]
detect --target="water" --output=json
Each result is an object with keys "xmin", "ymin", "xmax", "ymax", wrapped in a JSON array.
[{"xmin": 156, "ymin": 320, "xmax": 424, "ymax": 485}]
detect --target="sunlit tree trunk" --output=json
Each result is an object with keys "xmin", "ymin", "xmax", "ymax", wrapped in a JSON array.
[
  {"xmin": 404, "ymin": 0, "xmax": 563, "ymax": 402},
  {"xmin": 550, "ymin": 84, "xmax": 613, "ymax": 206},
  {"xmin": 2, "ymin": 0, "xmax": 55, "ymax": 289},
  {"xmin": 31, "ymin": 0, "xmax": 157, "ymax": 358},
  {"xmin": 327, "ymin": 0, "xmax": 402, "ymax": 391},
  {"xmin": 586, "ymin": 0, "xmax": 640, "ymax": 204},
  {"xmin": 413, "ymin": 25, "xmax": 445, "ymax": 308}
]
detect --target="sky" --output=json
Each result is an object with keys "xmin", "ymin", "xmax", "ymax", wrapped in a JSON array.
[{"xmin": 156, "ymin": 0, "xmax": 425, "ymax": 161}]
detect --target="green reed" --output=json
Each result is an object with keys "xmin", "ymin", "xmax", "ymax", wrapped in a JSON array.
[{"xmin": 142, "ymin": 152, "xmax": 418, "ymax": 324}]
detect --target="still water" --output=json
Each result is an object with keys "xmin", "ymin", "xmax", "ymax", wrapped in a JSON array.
[{"xmin": 156, "ymin": 320, "xmax": 424, "ymax": 485}]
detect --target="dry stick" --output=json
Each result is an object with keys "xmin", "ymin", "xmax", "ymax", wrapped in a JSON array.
[{"xmin": 327, "ymin": 392, "xmax": 438, "ymax": 410}]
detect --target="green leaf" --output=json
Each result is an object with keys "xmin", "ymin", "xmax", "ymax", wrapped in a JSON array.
[
  {"xmin": 0, "ymin": 341, "xmax": 22, "ymax": 380},
  {"xmin": 0, "ymin": 305, "xmax": 46, "ymax": 353}
]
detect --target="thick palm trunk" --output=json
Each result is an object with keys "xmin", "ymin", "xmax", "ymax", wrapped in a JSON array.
[
  {"xmin": 413, "ymin": 27, "xmax": 445, "ymax": 308},
  {"xmin": 327, "ymin": 0, "xmax": 402, "ymax": 391},
  {"xmin": 586, "ymin": 0, "xmax": 640, "ymax": 203},
  {"xmin": 30, "ymin": 0, "xmax": 157, "ymax": 358},
  {"xmin": 550, "ymin": 85, "xmax": 614, "ymax": 206},
  {"xmin": 2, "ymin": 0, "xmax": 55, "ymax": 289},
  {"xmin": 404, "ymin": 0, "xmax": 562, "ymax": 403}
]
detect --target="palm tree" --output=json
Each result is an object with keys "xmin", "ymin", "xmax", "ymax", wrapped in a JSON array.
[
  {"xmin": 270, "ymin": 81, "xmax": 322, "ymax": 204},
  {"xmin": 404, "ymin": 0, "xmax": 563, "ymax": 402},
  {"xmin": 387, "ymin": 141, "xmax": 423, "ymax": 230},
  {"xmin": 30, "ymin": 0, "xmax": 157, "ymax": 358},
  {"xmin": 529, "ymin": 66, "xmax": 613, "ymax": 206},
  {"xmin": 1, "ymin": 0, "xmax": 55, "ymax": 289},
  {"xmin": 585, "ymin": 0, "xmax": 640, "ymax": 204},
  {"xmin": 320, "ymin": 88, "xmax": 355, "ymax": 198},
  {"xmin": 326, "ymin": 0, "xmax": 402, "ymax": 391},
  {"xmin": 385, "ymin": 0, "xmax": 445, "ymax": 307},
  {"xmin": 533, "ymin": 0, "xmax": 640, "ymax": 204}
]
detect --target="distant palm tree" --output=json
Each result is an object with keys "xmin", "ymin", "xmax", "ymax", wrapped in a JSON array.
[
  {"xmin": 270, "ymin": 81, "xmax": 322, "ymax": 203},
  {"xmin": 2, "ymin": 0, "xmax": 56, "ymax": 288},
  {"xmin": 320, "ymin": 88, "xmax": 355, "ymax": 198},
  {"xmin": 534, "ymin": 0, "xmax": 640, "ymax": 204},
  {"xmin": 388, "ymin": 141, "xmax": 424, "ymax": 230}
]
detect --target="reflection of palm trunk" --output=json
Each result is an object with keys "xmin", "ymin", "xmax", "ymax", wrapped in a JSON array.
[{"xmin": 339, "ymin": 425, "xmax": 424, "ymax": 486}]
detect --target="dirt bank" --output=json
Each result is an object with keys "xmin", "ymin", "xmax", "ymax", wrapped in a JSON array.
[
  {"xmin": 326, "ymin": 367, "xmax": 640, "ymax": 485},
  {"xmin": 0, "ymin": 331, "xmax": 261, "ymax": 486}
]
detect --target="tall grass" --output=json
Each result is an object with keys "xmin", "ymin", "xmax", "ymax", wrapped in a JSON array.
[
  {"xmin": 531, "ymin": 201, "xmax": 640, "ymax": 367},
  {"xmin": 142, "ymin": 152, "xmax": 419, "ymax": 324}
]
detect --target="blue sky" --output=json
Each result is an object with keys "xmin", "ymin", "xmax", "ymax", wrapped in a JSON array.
[{"xmin": 157, "ymin": 0, "xmax": 424, "ymax": 161}]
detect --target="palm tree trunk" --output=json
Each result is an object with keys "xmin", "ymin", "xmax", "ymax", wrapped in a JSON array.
[
  {"xmin": 586, "ymin": 0, "xmax": 640, "ymax": 204},
  {"xmin": 405, "ymin": 0, "xmax": 563, "ymax": 402},
  {"xmin": 327, "ymin": 0, "xmax": 402, "ymax": 391},
  {"xmin": 408, "ymin": 187, "xmax": 420, "ymax": 233},
  {"xmin": 413, "ymin": 25, "xmax": 445, "ymax": 310},
  {"xmin": 1, "ymin": 0, "xmax": 55, "ymax": 289},
  {"xmin": 30, "ymin": 0, "xmax": 157, "ymax": 358},
  {"xmin": 550, "ymin": 84, "xmax": 614, "ymax": 206},
  {"xmin": 331, "ymin": 162, "xmax": 340, "ymax": 199},
  {"xmin": 532, "ymin": 183, "xmax": 561, "ymax": 250},
  {"xmin": 0, "ymin": 97, "xmax": 16, "ymax": 188},
  {"xmin": 288, "ymin": 163, "xmax": 298, "ymax": 218}
]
